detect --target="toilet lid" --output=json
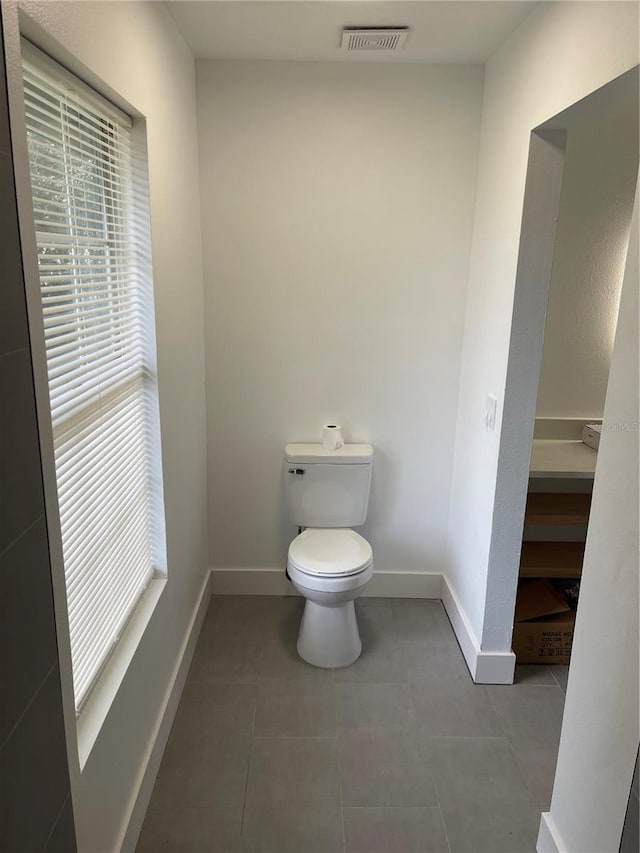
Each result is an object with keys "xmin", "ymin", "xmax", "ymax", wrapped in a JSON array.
[{"xmin": 288, "ymin": 528, "xmax": 372, "ymax": 577}]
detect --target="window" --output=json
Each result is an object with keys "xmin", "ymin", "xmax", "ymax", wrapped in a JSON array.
[{"xmin": 22, "ymin": 43, "xmax": 166, "ymax": 712}]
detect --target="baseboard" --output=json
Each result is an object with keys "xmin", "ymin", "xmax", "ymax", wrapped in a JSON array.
[
  {"xmin": 537, "ymin": 813, "xmax": 566, "ymax": 853},
  {"xmin": 210, "ymin": 567, "xmax": 443, "ymax": 599},
  {"xmin": 212, "ymin": 568, "xmax": 297, "ymax": 596},
  {"xmin": 366, "ymin": 571, "xmax": 442, "ymax": 598},
  {"xmin": 441, "ymin": 576, "xmax": 515, "ymax": 684},
  {"xmin": 118, "ymin": 570, "xmax": 212, "ymax": 853}
]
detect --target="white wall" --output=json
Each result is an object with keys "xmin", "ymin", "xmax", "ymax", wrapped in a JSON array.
[
  {"xmin": 446, "ymin": 1, "xmax": 639, "ymax": 650},
  {"xmin": 536, "ymin": 100, "xmax": 638, "ymax": 419},
  {"xmin": 197, "ymin": 60, "xmax": 483, "ymax": 579},
  {"xmin": 540, "ymin": 187, "xmax": 638, "ymax": 853},
  {"xmin": 3, "ymin": 2, "xmax": 208, "ymax": 850}
]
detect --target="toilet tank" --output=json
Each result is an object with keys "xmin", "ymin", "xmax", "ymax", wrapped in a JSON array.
[{"xmin": 284, "ymin": 443, "xmax": 373, "ymax": 528}]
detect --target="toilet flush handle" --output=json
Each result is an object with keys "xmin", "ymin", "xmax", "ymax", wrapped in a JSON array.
[{"xmin": 288, "ymin": 468, "xmax": 305, "ymax": 475}]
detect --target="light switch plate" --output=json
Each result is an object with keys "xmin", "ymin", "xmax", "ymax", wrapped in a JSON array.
[{"xmin": 485, "ymin": 394, "xmax": 498, "ymax": 431}]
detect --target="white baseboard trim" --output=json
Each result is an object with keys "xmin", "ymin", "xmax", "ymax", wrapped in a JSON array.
[
  {"xmin": 441, "ymin": 576, "xmax": 515, "ymax": 684},
  {"xmin": 118, "ymin": 570, "xmax": 212, "ymax": 853},
  {"xmin": 537, "ymin": 813, "xmax": 566, "ymax": 853},
  {"xmin": 210, "ymin": 568, "xmax": 443, "ymax": 599},
  {"xmin": 212, "ymin": 568, "xmax": 296, "ymax": 596},
  {"xmin": 367, "ymin": 571, "xmax": 442, "ymax": 598}
]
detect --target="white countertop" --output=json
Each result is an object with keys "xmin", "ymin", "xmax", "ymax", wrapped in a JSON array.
[{"xmin": 529, "ymin": 440, "xmax": 597, "ymax": 479}]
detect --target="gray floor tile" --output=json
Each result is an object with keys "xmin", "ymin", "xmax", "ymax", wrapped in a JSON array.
[
  {"xmin": 391, "ymin": 600, "xmax": 454, "ymax": 644},
  {"xmin": 172, "ymin": 682, "xmax": 257, "ymax": 734},
  {"xmin": 240, "ymin": 737, "xmax": 342, "ymax": 853},
  {"xmin": 487, "ymin": 684, "xmax": 565, "ymax": 743},
  {"xmin": 139, "ymin": 597, "xmax": 566, "ymax": 853},
  {"xmin": 337, "ymin": 683, "xmax": 414, "ymax": 734},
  {"xmin": 411, "ymin": 680, "xmax": 504, "ymax": 737},
  {"xmin": 356, "ymin": 597, "xmax": 392, "ymax": 607},
  {"xmin": 427, "ymin": 737, "xmax": 533, "ymax": 805},
  {"xmin": 488, "ymin": 684, "xmax": 564, "ymax": 808},
  {"xmin": 550, "ymin": 664, "xmax": 570, "ymax": 693},
  {"xmin": 357, "ymin": 603, "xmax": 394, "ymax": 633},
  {"xmin": 504, "ymin": 741, "xmax": 559, "ymax": 811},
  {"xmin": 240, "ymin": 801, "xmax": 343, "ymax": 853},
  {"xmin": 405, "ymin": 639, "xmax": 471, "ymax": 686},
  {"xmin": 343, "ymin": 807, "xmax": 449, "ymax": 853},
  {"xmin": 151, "ymin": 730, "xmax": 251, "ymax": 810},
  {"xmin": 254, "ymin": 682, "xmax": 337, "ymax": 736},
  {"xmin": 339, "ymin": 731, "xmax": 436, "ymax": 807},
  {"xmin": 255, "ymin": 595, "xmax": 304, "ymax": 645},
  {"xmin": 427, "ymin": 737, "xmax": 539, "ymax": 853},
  {"xmin": 206, "ymin": 595, "xmax": 302, "ymax": 645},
  {"xmin": 442, "ymin": 803, "xmax": 540, "ymax": 853},
  {"xmin": 245, "ymin": 737, "xmax": 340, "ymax": 804},
  {"xmin": 514, "ymin": 665, "xmax": 555, "ymax": 685},
  {"xmin": 335, "ymin": 606, "xmax": 408, "ymax": 684},
  {"xmin": 260, "ymin": 634, "xmax": 334, "ymax": 684},
  {"xmin": 137, "ymin": 805, "xmax": 242, "ymax": 853},
  {"xmin": 188, "ymin": 631, "xmax": 262, "ymax": 683},
  {"xmin": 206, "ymin": 594, "xmax": 298, "ymax": 623}
]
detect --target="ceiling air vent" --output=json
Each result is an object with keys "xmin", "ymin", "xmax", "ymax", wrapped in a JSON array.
[{"xmin": 341, "ymin": 27, "xmax": 409, "ymax": 52}]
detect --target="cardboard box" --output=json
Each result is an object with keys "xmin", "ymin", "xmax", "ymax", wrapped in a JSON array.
[{"xmin": 513, "ymin": 579, "xmax": 575, "ymax": 664}]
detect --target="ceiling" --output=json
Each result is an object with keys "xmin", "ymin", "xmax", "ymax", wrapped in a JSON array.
[{"xmin": 166, "ymin": 1, "xmax": 538, "ymax": 64}]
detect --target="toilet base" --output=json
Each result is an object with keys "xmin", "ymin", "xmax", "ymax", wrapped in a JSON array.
[{"xmin": 297, "ymin": 599, "xmax": 362, "ymax": 668}]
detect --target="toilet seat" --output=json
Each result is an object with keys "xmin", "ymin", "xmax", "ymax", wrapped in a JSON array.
[{"xmin": 288, "ymin": 528, "xmax": 372, "ymax": 577}]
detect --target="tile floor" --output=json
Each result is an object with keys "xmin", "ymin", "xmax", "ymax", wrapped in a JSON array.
[{"xmin": 137, "ymin": 596, "xmax": 569, "ymax": 853}]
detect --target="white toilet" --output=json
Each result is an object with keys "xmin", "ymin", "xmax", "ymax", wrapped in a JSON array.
[{"xmin": 284, "ymin": 443, "xmax": 374, "ymax": 668}]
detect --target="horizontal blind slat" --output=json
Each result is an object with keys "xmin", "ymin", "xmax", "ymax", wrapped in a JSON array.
[
  {"xmin": 64, "ymin": 486, "xmax": 151, "ymax": 594},
  {"xmin": 23, "ymin": 51, "xmax": 162, "ymax": 712}
]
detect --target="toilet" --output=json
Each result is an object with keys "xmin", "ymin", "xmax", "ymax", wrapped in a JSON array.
[{"xmin": 284, "ymin": 443, "xmax": 374, "ymax": 668}]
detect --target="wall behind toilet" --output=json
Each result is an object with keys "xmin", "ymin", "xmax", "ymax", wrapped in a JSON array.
[{"xmin": 197, "ymin": 61, "xmax": 483, "ymax": 575}]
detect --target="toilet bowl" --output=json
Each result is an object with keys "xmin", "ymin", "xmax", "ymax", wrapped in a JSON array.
[{"xmin": 287, "ymin": 527, "xmax": 373, "ymax": 668}]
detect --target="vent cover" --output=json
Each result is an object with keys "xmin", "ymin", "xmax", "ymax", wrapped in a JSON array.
[{"xmin": 341, "ymin": 27, "xmax": 409, "ymax": 52}]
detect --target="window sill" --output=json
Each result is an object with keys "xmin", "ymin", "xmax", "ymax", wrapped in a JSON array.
[{"xmin": 76, "ymin": 578, "xmax": 166, "ymax": 770}]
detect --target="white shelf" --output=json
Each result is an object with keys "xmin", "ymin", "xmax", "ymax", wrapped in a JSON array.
[{"xmin": 529, "ymin": 440, "xmax": 597, "ymax": 479}]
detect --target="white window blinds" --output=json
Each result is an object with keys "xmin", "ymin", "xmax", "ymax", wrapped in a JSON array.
[{"xmin": 22, "ymin": 45, "xmax": 165, "ymax": 711}]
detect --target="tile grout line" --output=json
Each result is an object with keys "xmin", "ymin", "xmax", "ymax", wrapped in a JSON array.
[
  {"xmin": 435, "ymin": 802, "xmax": 453, "ymax": 853},
  {"xmin": 237, "ymin": 679, "xmax": 259, "ymax": 849},
  {"xmin": 160, "ymin": 598, "xmax": 557, "ymax": 851},
  {"xmin": 421, "ymin": 742, "xmax": 450, "ymax": 851},
  {"xmin": 341, "ymin": 805, "xmax": 451, "ymax": 810},
  {"xmin": 236, "ymin": 644, "xmax": 264, "ymax": 849},
  {"xmin": 0, "ymin": 343, "xmax": 30, "ymax": 363},
  {"xmin": 39, "ymin": 790, "xmax": 71, "ymax": 853},
  {"xmin": 485, "ymin": 682, "xmax": 509, "ymax": 739},
  {"xmin": 549, "ymin": 665, "xmax": 569, "ymax": 693},
  {"xmin": 335, "ymin": 694, "xmax": 347, "ymax": 853},
  {"xmin": 486, "ymin": 677, "xmax": 562, "ymax": 809},
  {"xmin": 410, "ymin": 690, "xmax": 453, "ymax": 853},
  {"xmin": 0, "ymin": 512, "xmax": 44, "ymax": 559},
  {"xmin": 488, "ymin": 680, "xmax": 546, "ymax": 810},
  {"xmin": 505, "ymin": 735, "xmax": 544, "ymax": 810},
  {"xmin": 0, "ymin": 660, "xmax": 57, "ymax": 753}
]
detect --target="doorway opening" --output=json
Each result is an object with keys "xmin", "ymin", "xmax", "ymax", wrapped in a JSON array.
[
  {"xmin": 490, "ymin": 64, "xmax": 639, "ymax": 848},
  {"xmin": 512, "ymin": 71, "xmax": 639, "ymax": 673}
]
